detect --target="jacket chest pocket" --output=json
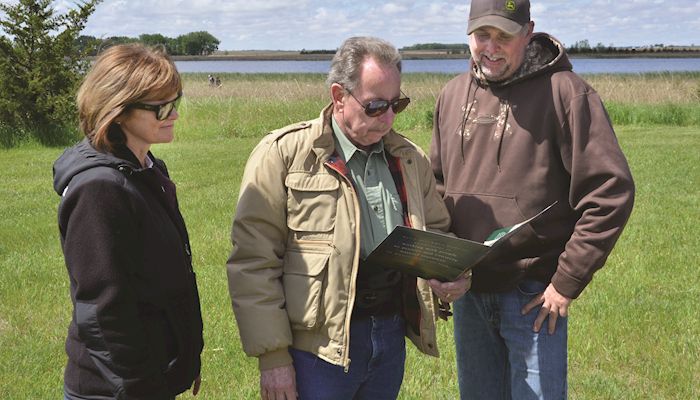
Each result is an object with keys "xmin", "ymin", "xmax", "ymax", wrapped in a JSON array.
[
  {"xmin": 282, "ymin": 248, "xmax": 331, "ymax": 329},
  {"xmin": 286, "ymin": 172, "xmax": 339, "ymax": 232}
]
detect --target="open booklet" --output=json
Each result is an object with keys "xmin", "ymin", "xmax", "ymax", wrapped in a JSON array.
[{"xmin": 363, "ymin": 202, "xmax": 557, "ymax": 282}]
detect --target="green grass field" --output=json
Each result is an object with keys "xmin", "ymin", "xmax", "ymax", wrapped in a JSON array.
[{"xmin": 1, "ymin": 73, "xmax": 699, "ymax": 399}]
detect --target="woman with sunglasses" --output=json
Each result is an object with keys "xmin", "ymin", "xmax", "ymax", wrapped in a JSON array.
[{"xmin": 53, "ymin": 43, "xmax": 203, "ymax": 400}]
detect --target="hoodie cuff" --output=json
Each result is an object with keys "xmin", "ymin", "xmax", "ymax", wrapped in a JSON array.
[
  {"xmin": 258, "ymin": 348, "xmax": 293, "ymax": 371},
  {"xmin": 550, "ymin": 269, "xmax": 588, "ymax": 300}
]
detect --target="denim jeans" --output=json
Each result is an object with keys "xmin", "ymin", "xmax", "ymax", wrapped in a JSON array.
[
  {"xmin": 290, "ymin": 313, "xmax": 406, "ymax": 400},
  {"xmin": 453, "ymin": 279, "xmax": 568, "ymax": 400}
]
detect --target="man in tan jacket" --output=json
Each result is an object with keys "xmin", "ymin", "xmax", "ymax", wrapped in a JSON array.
[{"xmin": 227, "ymin": 36, "xmax": 470, "ymax": 399}]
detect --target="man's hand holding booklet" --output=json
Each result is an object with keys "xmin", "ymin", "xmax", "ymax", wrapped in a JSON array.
[{"xmin": 364, "ymin": 202, "xmax": 557, "ymax": 282}]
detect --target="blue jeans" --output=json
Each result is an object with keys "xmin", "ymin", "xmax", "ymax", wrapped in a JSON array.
[
  {"xmin": 290, "ymin": 313, "xmax": 406, "ymax": 400},
  {"xmin": 453, "ymin": 279, "xmax": 568, "ymax": 400}
]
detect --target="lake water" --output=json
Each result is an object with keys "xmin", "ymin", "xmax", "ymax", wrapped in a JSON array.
[{"xmin": 175, "ymin": 57, "xmax": 700, "ymax": 75}]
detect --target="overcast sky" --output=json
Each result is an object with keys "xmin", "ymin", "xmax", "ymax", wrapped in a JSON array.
[{"xmin": 54, "ymin": 0, "xmax": 700, "ymax": 50}]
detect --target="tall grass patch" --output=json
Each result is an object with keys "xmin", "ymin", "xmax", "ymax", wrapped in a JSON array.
[
  {"xmin": 606, "ymin": 102, "xmax": 700, "ymax": 126},
  {"xmin": 585, "ymin": 72, "xmax": 700, "ymax": 104}
]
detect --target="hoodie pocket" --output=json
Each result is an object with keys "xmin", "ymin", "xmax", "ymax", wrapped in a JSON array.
[{"xmin": 444, "ymin": 193, "xmax": 529, "ymax": 240}]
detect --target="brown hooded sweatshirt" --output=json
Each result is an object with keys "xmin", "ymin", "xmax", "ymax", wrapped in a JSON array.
[{"xmin": 430, "ymin": 33, "xmax": 635, "ymax": 299}]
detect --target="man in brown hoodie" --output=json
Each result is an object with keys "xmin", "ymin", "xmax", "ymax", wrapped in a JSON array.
[{"xmin": 430, "ymin": 1, "xmax": 635, "ymax": 399}]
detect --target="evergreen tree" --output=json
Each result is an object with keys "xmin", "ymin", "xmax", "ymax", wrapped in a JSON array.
[{"xmin": 0, "ymin": 0, "xmax": 101, "ymax": 146}]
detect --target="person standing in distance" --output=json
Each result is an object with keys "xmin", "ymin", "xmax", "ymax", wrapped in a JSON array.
[{"xmin": 431, "ymin": 1, "xmax": 635, "ymax": 399}]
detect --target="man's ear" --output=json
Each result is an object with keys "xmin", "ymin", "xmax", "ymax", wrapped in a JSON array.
[
  {"xmin": 330, "ymin": 83, "xmax": 345, "ymax": 112},
  {"xmin": 525, "ymin": 21, "xmax": 535, "ymax": 37}
]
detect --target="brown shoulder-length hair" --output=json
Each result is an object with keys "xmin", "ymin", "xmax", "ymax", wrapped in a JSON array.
[{"xmin": 77, "ymin": 43, "xmax": 182, "ymax": 153}]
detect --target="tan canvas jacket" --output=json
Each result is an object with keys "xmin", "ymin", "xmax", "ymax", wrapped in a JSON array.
[{"xmin": 227, "ymin": 104, "xmax": 451, "ymax": 371}]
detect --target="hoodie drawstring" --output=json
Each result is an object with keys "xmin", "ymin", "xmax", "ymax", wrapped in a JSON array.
[
  {"xmin": 459, "ymin": 78, "xmax": 477, "ymax": 163},
  {"xmin": 495, "ymin": 100, "xmax": 511, "ymax": 172}
]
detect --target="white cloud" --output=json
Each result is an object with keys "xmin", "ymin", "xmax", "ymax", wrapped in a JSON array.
[
  {"xmin": 381, "ymin": 3, "xmax": 408, "ymax": 14},
  {"xmin": 43, "ymin": 0, "xmax": 694, "ymax": 49}
]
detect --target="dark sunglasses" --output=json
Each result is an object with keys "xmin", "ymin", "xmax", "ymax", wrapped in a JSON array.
[
  {"xmin": 128, "ymin": 93, "xmax": 182, "ymax": 121},
  {"xmin": 347, "ymin": 89, "xmax": 411, "ymax": 117}
]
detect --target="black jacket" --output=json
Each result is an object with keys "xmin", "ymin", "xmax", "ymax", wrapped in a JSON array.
[{"xmin": 53, "ymin": 138, "xmax": 203, "ymax": 399}]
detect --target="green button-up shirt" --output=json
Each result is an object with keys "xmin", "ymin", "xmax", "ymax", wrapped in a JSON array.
[{"xmin": 332, "ymin": 117, "xmax": 403, "ymax": 259}]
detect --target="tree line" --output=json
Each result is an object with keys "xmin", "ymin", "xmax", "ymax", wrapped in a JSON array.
[
  {"xmin": 77, "ymin": 31, "xmax": 220, "ymax": 57},
  {"xmin": 401, "ymin": 43, "xmax": 470, "ymax": 55},
  {"xmin": 400, "ymin": 41, "xmax": 699, "ymax": 56},
  {"xmin": 566, "ymin": 40, "xmax": 699, "ymax": 54}
]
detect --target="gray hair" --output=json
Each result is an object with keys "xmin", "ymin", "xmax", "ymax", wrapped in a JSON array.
[{"xmin": 326, "ymin": 36, "xmax": 402, "ymax": 92}]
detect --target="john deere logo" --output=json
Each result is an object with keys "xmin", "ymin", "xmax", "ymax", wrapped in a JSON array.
[{"xmin": 505, "ymin": 0, "xmax": 516, "ymax": 11}]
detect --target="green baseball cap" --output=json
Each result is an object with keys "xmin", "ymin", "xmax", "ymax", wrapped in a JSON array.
[{"xmin": 468, "ymin": 0, "xmax": 531, "ymax": 35}]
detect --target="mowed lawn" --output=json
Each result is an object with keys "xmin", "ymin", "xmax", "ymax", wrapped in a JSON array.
[{"xmin": 0, "ymin": 73, "xmax": 698, "ymax": 399}]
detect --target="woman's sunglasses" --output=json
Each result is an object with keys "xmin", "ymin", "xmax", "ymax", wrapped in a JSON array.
[
  {"xmin": 128, "ymin": 93, "xmax": 182, "ymax": 121},
  {"xmin": 347, "ymin": 89, "xmax": 411, "ymax": 117}
]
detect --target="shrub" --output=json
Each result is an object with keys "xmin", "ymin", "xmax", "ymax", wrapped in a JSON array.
[{"xmin": 0, "ymin": 0, "xmax": 100, "ymax": 147}]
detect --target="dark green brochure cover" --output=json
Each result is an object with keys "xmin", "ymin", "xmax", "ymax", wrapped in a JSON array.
[{"xmin": 364, "ymin": 202, "xmax": 557, "ymax": 281}]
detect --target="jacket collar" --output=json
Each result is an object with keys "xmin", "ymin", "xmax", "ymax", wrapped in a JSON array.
[{"xmin": 311, "ymin": 103, "xmax": 414, "ymax": 162}]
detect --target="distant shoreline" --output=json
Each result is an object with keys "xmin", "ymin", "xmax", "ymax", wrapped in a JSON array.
[
  {"xmin": 171, "ymin": 51, "xmax": 467, "ymax": 61},
  {"xmin": 172, "ymin": 50, "xmax": 700, "ymax": 62}
]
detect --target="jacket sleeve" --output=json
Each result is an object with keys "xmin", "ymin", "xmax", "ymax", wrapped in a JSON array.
[
  {"xmin": 417, "ymin": 147, "xmax": 451, "ymax": 234},
  {"xmin": 552, "ymin": 79, "xmax": 635, "ymax": 298},
  {"xmin": 226, "ymin": 138, "xmax": 294, "ymax": 371},
  {"xmin": 60, "ymin": 176, "xmax": 170, "ymax": 399}
]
